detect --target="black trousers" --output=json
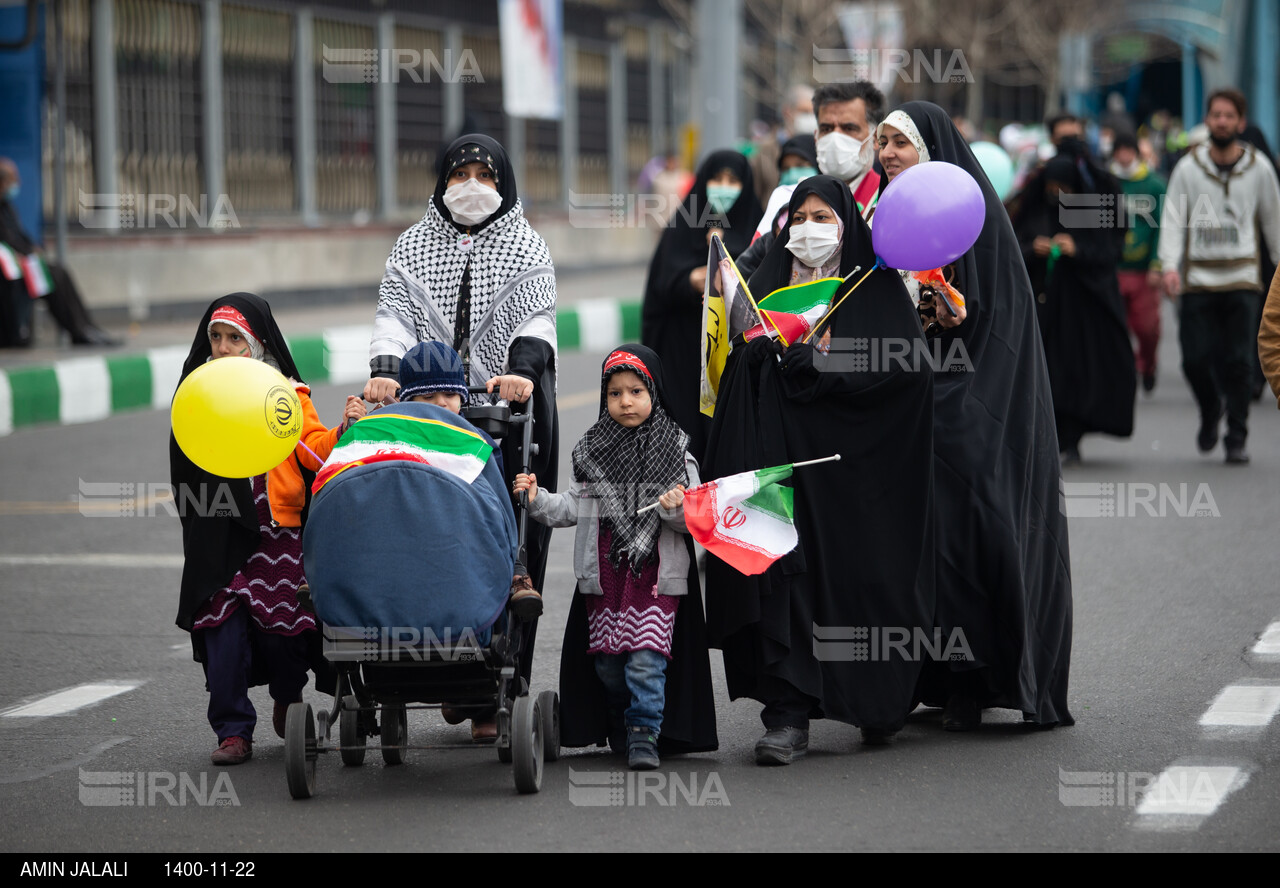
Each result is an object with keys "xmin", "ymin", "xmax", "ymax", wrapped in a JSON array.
[
  {"xmin": 45, "ymin": 263, "xmax": 100, "ymax": 342},
  {"xmin": 1179, "ymin": 289, "xmax": 1261, "ymax": 449}
]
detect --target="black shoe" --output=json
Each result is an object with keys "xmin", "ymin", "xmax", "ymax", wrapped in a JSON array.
[
  {"xmin": 859, "ymin": 726, "xmax": 898, "ymax": 746},
  {"xmin": 754, "ymin": 726, "xmax": 808, "ymax": 765},
  {"xmin": 1225, "ymin": 445, "xmax": 1250, "ymax": 465},
  {"xmin": 1142, "ymin": 372, "xmax": 1156, "ymax": 394},
  {"xmin": 1197, "ymin": 405, "xmax": 1224, "ymax": 453},
  {"xmin": 626, "ymin": 726, "xmax": 660, "ymax": 771},
  {"xmin": 942, "ymin": 694, "xmax": 981, "ymax": 731}
]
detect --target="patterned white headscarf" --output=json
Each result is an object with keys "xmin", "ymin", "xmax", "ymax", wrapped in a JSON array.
[{"xmin": 877, "ymin": 110, "xmax": 932, "ymax": 164}]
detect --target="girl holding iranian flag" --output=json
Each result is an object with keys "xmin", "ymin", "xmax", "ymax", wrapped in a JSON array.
[{"xmin": 513, "ymin": 344, "xmax": 717, "ymax": 770}]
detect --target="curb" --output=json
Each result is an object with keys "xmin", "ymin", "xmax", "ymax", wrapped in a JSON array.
[{"xmin": 0, "ymin": 300, "xmax": 643, "ymax": 435}]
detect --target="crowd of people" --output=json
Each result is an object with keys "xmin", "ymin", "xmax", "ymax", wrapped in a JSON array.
[{"xmin": 165, "ymin": 80, "xmax": 1280, "ymax": 771}]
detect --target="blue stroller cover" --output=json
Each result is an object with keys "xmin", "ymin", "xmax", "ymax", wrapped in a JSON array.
[{"xmin": 303, "ymin": 402, "xmax": 518, "ymax": 642}]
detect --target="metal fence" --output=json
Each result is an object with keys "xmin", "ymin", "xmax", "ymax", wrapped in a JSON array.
[{"xmin": 42, "ymin": 0, "xmax": 686, "ymax": 227}]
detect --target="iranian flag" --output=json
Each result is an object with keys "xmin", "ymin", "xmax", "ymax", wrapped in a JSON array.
[
  {"xmin": 20, "ymin": 254, "xmax": 53, "ymax": 297},
  {"xmin": 684, "ymin": 464, "xmax": 798, "ymax": 576},
  {"xmin": 744, "ymin": 277, "xmax": 843, "ymax": 345},
  {"xmin": 0, "ymin": 243, "xmax": 22, "ymax": 281},
  {"xmin": 313, "ymin": 412, "xmax": 493, "ymax": 494}
]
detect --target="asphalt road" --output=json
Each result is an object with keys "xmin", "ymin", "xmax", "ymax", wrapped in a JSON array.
[{"xmin": 2, "ymin": 317, "xmax": 1279, "ymax": 855}]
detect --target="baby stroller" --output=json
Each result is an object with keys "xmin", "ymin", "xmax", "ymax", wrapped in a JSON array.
[{"xmin": 284, "ymin": 390, "xmax": 559, "ymax": 797}]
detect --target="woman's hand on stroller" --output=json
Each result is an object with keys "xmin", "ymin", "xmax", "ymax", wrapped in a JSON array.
[
  {"xmin": 658, "ymin": 484, "xmax": 685, "ymax": 511},
  {"xmin": 513, "ymin": 472, "xmax": 538, "ymax": 503},
  {"xmin": 341, "ymin": 395, "xmax": 367, "ymax": 430},
  {"xmin": 486, "ymin": 374, "xmax": 533, "ymax": 403}
]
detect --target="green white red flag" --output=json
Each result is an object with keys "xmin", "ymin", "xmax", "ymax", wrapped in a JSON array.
[
  {"xmin": 683, "ymin": 464, "xmax": 798, "ymax": 575},
  {"xmin": 20, "ymin": 254, "xmax": 53, "ymax": 297},
  {"xmin": 0, "ymin": 243, "xmax": 22, "ymax": 281},
  {"xmin": 313, "ymin": 412, "xmax": 493, "ymax": 494}
]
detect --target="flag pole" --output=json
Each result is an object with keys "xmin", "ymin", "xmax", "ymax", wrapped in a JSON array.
[
  {"xmin": 801, "ymin": 264, "xmax": 872, "ymax": 344},
  {"xmin": 634, "ymin": 455, "xmax": 841, "ymax": 514}
]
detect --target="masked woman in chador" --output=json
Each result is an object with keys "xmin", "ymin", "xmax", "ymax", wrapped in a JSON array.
[
  {"xmin": 703, "ymin": 175, "xmax": 935, "ymax": 764},
  {"xmin": 641, "ymin": 149, "xmax": 762, "ymax": 462}
]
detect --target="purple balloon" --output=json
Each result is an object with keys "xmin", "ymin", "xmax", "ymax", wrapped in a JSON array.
[{"xmin": 872, "ymin": 162, "xmax": 985, "ymax": 271}]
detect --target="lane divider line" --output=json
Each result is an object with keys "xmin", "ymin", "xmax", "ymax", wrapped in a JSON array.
[{"xmin": 2, "ymin": 680, "xmax": 146, "ymax": 718}]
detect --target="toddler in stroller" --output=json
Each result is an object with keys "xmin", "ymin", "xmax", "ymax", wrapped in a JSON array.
[{"xmin": 286, "ymin": 342, "xmax": 557, "ymax": 796}]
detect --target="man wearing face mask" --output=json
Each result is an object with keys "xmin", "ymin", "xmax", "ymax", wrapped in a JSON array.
[
  {"xmin": 735, "ymin": 82, "xmax": 882, "ymax": 278},
  {"xmin": 1110, "ymin": 132, "xmax": 1167, "ymax": 394},
  {"xmin": 1159, "ymin": 89, "xmax": 1280, "ymax": 464},
  {"xmin": 812, "ymin": 81, "xmax": 885, "ymax": 221}
]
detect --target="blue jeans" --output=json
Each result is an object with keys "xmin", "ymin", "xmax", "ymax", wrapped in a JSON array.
[{"xmin": 594, "ymin": 649, "xmax": 668, "ymax": 733}]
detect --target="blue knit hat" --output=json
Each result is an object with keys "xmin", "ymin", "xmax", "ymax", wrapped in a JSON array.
[{"xmin": 398, "ymin": 341, "xmax": 469, "ymax": 401}]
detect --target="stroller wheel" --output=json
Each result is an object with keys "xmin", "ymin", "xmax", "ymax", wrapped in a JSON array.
[
  {"xmin": 284, "ymin": 702, "xmax": 317, "ymax": 800},
  {"xmin": 381, "ymin": 704, "xmax": 407, "ymax": 766},
  {"xmin": 511, "ymin": 695, "xmax": 543, "ymax": 794},
  {"xmin": 340, "ymin": 697, "xmax": 367, "ymax": 767},
  {"xmin": 537, "ymin": 690, "xmax": 561, "ymax": 763}
]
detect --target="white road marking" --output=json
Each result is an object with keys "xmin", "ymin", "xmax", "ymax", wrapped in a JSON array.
[
  {"xmin": 320, "ymin": 325, "xmax": 375, "ymax": 386},
  {"xmin": 1199, "ymin": 684, "xmax": 1280, "ymax": 727},
  {"xmin": 54, "ymin": 356, "xmax": 112, "ymax": 425},
  {"xmin": 0, "ymin": 553, "xmax": 183, "ymax": 567},
  {"xmin": 575, "ymin": 299, "xmax": 622, "ymax": 353},
  {"xmin": 2, "ymin": 680, "xmax": 145, "ymax": 718},
  {"xmin": 1135, "ymin": 766, "xmax": 1246, "ymax": 817},
  {"xmin": 148, "ymin": 345, "xmax": 188, "ymax": 409},
  {"xmin": 0, "ymin": 370, "xmax": 12, "ymax": 436},
  {"xmin": 1252, "ymin": 622, "xmax": 1280, "ymax": 656}
]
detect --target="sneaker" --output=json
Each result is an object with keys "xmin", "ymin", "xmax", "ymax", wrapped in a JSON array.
[
  {"xmin": 210, "ymin": 736, "xmax": 252, "ymax": 766},
  {"xmin": 754, "ymin": 726, "xmax": 808, "ymax": 765},
  {"xmin": 1142, "ymin": 372, "xmax": 1156, "ymax": 394},
  {"xmin": 1197, "ymin": 404, "xmax": 1224, "ymax": 453},
  {"xmin": 626, "ymin": 726, "xmax": 660, "ymax": 771},
  {"xmin": 508, "ymin": 574, "xmax": 542, "ymax": 621},
  {"xmin": 1225, "ymin": 445, "xmax": 1250, "ymax": 465}
]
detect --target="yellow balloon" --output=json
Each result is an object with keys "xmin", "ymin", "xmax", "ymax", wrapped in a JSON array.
[{"xmin": 171, "ymin": 357, "xmax": 303, "ymax": 478}]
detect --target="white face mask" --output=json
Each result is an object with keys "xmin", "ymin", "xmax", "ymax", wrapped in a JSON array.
[
  {"xmin": 786, "ymin": 220, "xmax": 841, "ymax": 268},
  {"xmin": 1110, "ymin": 158, "xmax": 1142, "ymax": 180},
  {"xmin": 443, "ymin": 178, "xmax": 503, "ymax": 226},
  {"xmin": 817, "ymin": 131, "xmax": 873, "ymax": 182}
]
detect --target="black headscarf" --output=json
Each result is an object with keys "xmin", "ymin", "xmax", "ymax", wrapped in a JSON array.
[
  {"xmin": 571, "ymin": 344, "xmax": 690, "ymax": 573},
  {"xmin": 640, "ymin": 149, "xmax": 763, "ymax": 462},
  {"xmin": 431, "ymin": 133, "xmax": 519, "ymax": 234},
  {"xmin": 747, "ymin": 174, "xmax": 855, "ymax": 297},
  {"xmin": 170, "ymin": 293, "xmax": 304, "ymax": 631},
  {"xmin": 778, "ymin": 133, "xmax": 818, "ymax": 171},
  {"xmin": 704, "ymin": 173, "xmax": 938, "ymax": 732},
  {"xmin": 886, "ymin": 101, "xmax": 1074, "ymax": 726}
]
